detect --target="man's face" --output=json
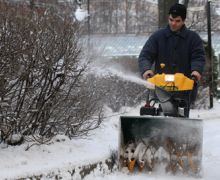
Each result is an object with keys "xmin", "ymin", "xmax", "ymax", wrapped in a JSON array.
[{"xmin": 168, "ymin": 15, "xmax": 185, "ymax": 32}]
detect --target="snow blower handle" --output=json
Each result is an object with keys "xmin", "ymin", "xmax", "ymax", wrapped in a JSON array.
[
  {"xmin": 191, "ymin": 75, "xmax": 197, "ymax": 82},
  {"xmin": 191, "ymin": 75, "xmax": 197, "ymax": 81}
]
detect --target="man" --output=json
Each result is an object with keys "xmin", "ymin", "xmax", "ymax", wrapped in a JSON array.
[
  {"xmin": 138, "ymin": 3, "xmax": 206, "ymax": 116},
  {"xmin": 138, "ymin": 3, "xmax": 205, "ymax": 81}
]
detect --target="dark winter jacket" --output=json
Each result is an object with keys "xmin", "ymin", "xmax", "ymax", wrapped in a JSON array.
[{"xmin": 138, "ymin": 25, "xmax": 206, "ymax": 77}]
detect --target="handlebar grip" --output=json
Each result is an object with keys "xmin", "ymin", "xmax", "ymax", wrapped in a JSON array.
[{"xmin": 191, "ymin": 75, "xmax": 198, "ymax": 84}]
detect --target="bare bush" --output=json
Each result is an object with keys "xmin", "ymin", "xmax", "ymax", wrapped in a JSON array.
[
  {"xmin": 88, "ymin": 73, "xmax": 147, "ymax": 112},
  {"xmin": 50, "ymin": 75, "xmax": 104, "ymax": 138},
  {"xmin": 0, "ymin": 1, "xmax": 104, "ymax": 144}
]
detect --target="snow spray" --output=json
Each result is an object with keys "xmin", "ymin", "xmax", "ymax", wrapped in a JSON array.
[{"xmin": 90, "ymin": 65, "xmax": 155, "ymax": 90}]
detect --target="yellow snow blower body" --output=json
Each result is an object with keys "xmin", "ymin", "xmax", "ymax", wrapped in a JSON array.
[
  {"xmin": 147, "ymin": 73, "xmax": 194, "ymax": 91},
  {"xmin": 119, "ymin": 73, "xmax": 203, "ymax": 177}
]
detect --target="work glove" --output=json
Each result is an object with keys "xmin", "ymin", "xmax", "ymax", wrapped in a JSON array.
[
  {"xmin": 143, "ymin": 70, "xmax": 154, "ymax": 80},
  {"xmin": 191, "ymin": 71, "xmax": 201, "ymax": 81}
]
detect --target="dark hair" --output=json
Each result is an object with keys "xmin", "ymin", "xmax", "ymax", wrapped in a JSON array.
[{"xmin": 169, "ymin": 3, "xmax": 187, "ymax": 20}]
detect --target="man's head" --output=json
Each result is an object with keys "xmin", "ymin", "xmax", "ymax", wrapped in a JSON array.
[
  {"xmin": 168, "ymin": 3, "xmax": 187, "ymax": 32},
  {"xmin": 169, "ymin": 3, "xmax": 187, "ymax": 20}
]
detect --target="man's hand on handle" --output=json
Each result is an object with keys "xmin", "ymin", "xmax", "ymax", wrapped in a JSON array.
[
  {"xmin": 143, "ymin": 70, "xmax": 154, "ymax": 80},
  {"xmin": 191, "ymin": 71, "xmax": 201, "ymax": 81}
]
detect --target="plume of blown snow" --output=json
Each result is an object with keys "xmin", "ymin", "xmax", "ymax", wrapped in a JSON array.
[{"xmin": 89, "ymin": 65, "xmax": 155, "ymax": 90}]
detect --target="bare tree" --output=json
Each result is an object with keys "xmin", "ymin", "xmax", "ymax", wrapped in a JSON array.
[{"xmin": 85, "ymin": 0, "xmax": 158, "ymax": 34}]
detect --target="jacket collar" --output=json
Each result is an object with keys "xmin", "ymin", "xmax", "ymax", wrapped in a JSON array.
[{"xmin": 165, "ymin": 25, "xmax": 187, "ymax": 38}]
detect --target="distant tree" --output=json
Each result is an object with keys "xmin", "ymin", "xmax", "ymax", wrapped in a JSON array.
[{"xmin": 158, "ymin": 0, "xmax": 178, "ymax": 28}]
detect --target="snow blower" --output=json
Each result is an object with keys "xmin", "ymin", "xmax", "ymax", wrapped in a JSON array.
[{"xmin": 119, "ymin": 72, "xmax": 203, "ymax": 176}]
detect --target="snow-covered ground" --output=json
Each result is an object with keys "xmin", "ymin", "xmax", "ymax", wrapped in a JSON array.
[
  {"xmin": 0, "ymin": 98, "xmax": 220, "ymax": 180},
  {"xmin": 0, "ymin": 64, "xmax": 219, "ymax": 179}
]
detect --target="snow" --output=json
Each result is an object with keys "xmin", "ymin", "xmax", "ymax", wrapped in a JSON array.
[
  {"xmin": 75, "ymin": 7, "xmax": 88, "ymax": 21},
  {"xmin": 1, "ymin": 65, "xmax": 220, "ymax": 179},
  {"xmin": 1, "ymin": 99, "xmax": 220, "ymax": 180},
  {"xmin": 145, "ymin": 0, "xmax": 157, "ymax": 4},
  {"xmin": 215, "ymin": 8, "xmax": 220, "ymax": 16}
]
